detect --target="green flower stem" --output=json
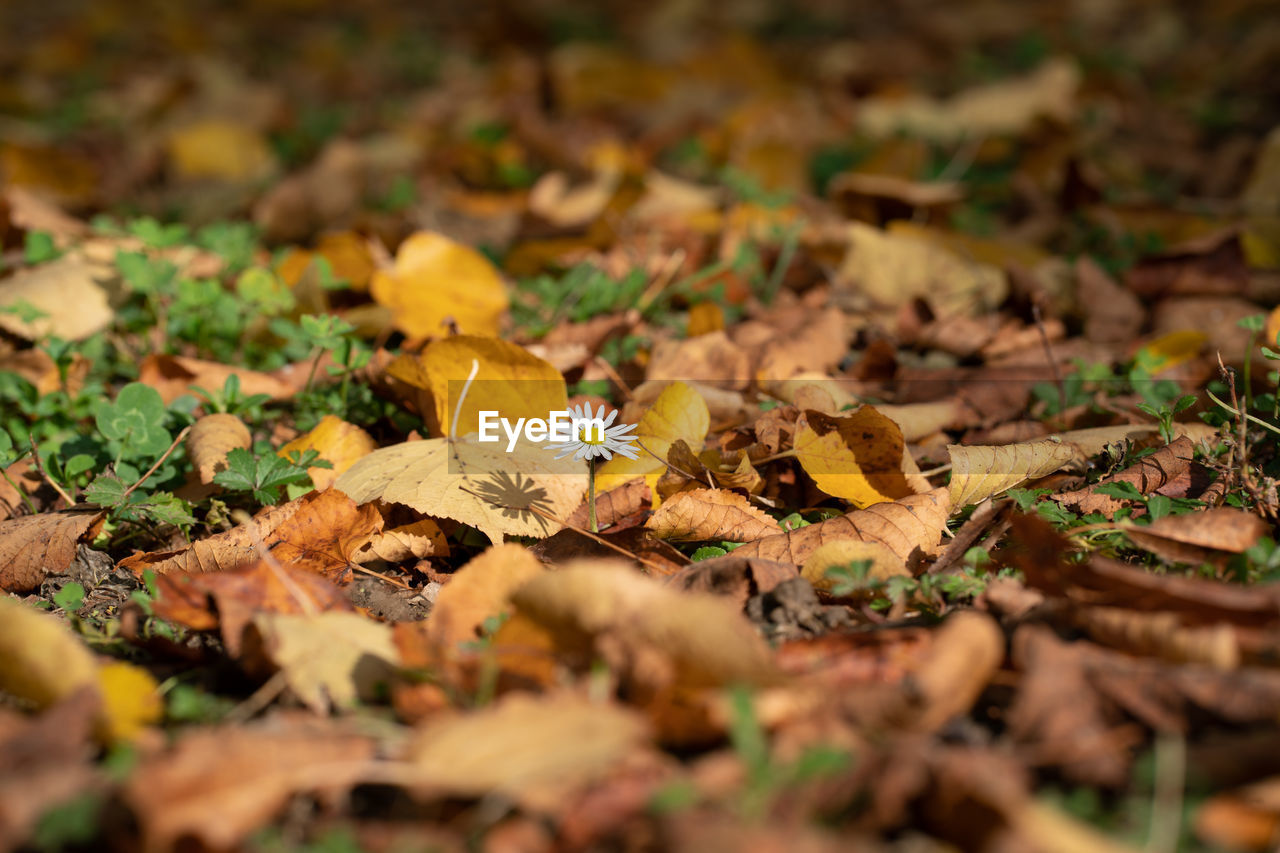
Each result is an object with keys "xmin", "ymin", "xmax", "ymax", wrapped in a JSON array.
[{"xmin": 588, "ymin": 456, "xmax": 598, "ymax": 534}]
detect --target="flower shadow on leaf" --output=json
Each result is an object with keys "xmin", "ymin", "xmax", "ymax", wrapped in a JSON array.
[{"xmin": 467, "ymin": 471, "xmax": 556, "ymax": 526}]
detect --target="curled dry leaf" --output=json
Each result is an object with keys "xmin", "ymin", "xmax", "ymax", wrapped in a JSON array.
[
  {"xmin": 0, "ymin": 509, "xmax": 105, "ymax": 592},
  {"xmin": 794, "ymin": 407, "xmax": 930, "ymax": 507},
  {"xmin": 510, "ymin": 561, "xmax": 779, "ymax": 691},
  {"xmin": 187, "ymin": 413, "xmax": 252, "ymax": 484},
  {"xmin": 120, "ymin": 489, "xmax": 381, "ymax": 580},
  {"xmin": 1073, "ymin": 606, "xmax": 1239, "ymax": 670},
  {"xmin": 1125, "ymin": 507, "xmax": 1268, "ymax": 568},
  {"xmin": 644, "ymin": 489, "xmax": 781, "ymax": 543},
  {"xmin": 906, "ymin": 610, "xmax": 1005, "ymax": 732},
  {"xmin": 276, "ymin": 414, "xmax": 376, "ymax": 490},
  {"xmin": 1055, "ymin": 436, "xmax": 1195, "ymax": 516},
  {"xmin": 948, "ymin": 438, "xmax": 1078, "ymax": 508},
  {"xmin": 351, "ymin": 518, "xmax": 449, "ymax": 563},
  {"xmin": 732, "ymin": 488, "xmax": 950, "ymax": 567},
  {"xmin": 664, "ymin": 554, "xmax": 799, "ymax": 608},
  {"xmin": 800, "ymin": 540, "xmax": 909, "ymax": 595},
  {"xmin": 565, "ymin": 479, "xmax": 650, "ymax": 530},
  {"xmin": 406, "ymin": 692, "xmax": 648, "ymax": 812}
]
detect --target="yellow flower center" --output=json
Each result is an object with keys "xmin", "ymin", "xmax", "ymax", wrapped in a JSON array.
[{"xmin": 577, "ymin": 425, "xmax": 606, "ymax": 445}]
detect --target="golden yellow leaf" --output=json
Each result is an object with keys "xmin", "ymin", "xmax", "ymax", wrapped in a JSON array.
[
  {"xmin": 278, "ymin": 414, "xmax": 377, "ymax": 490},
  {"xmin": 167, "ymin": 119, "xmax": 277, "ymax": 182},
  {"xmin": 801, "ymin": 540, "xmax": 909, "ymax": 594},
  {"xmin": 595, "ymin": 381, "xmax": 710, "ymax": 494},
  {"xmin": 427, "ymin": 543, "xmax": 545, "ymax": 659},
  {"xmin": 188, "ymin": 413, "xmax": 252, "ymax": 485},
  {"xmin": 95, "ymin": 662, "xmax": 163, "ymax": 742},
  {"xmin": 948, "ymin": 439, "xmax": 1079, "ymax": 507},
  {"xmin": 0, "ymin": 256, "xmax": 113, "ymax": 341},
  {"xmin": 407, "ymin": 692, "xmax": 647, "ymax": 810},
  {"xmin": 794, "ymin": 407, "xmax": 930, "ymax": 508},
  {"xmin": 1133, "ymin": 330, "xmax": 1208, "ymax": 373},
  {"xmin": 246, "ymin": 611, "xmax": 399, "ymax": 713},
  {"xmin": 644, "ymin": 489, "xmax": 781, "ymax": 542},
  {"xmin": 840, "ymin": 221, "xmax": 1007, "ymax": 317},
  {"xmin": 511, "ymin": 561, "xmax": 778, "ymax": 690},
  {"xmin": 387, "ymin": 335, "xmax": 567, "ymax": 438},
  {"xmin": 370, "ymin": 231, "xmax": 508, "ymax": 339},
  {"xmin": 0, "ymin": 597, "xmax": 100, "ymax": 711},
  {"xmin": 686, "ymin": 302, "xmax": 725, "ymax": 336},
  {"xmin": 334, "ymin": 435, "xmax": 586, "ymax": 545}
]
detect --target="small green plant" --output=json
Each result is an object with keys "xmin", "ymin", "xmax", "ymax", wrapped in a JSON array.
[
  {"xmin": 212, "ymin": 447, "xmax": 329, "ymax": 505},
  {"xmin": 512, "ymin": 263, "xmax": 648, "ymax": 338},
  {"xmin": 23, "ymin": 230, "xmax": 61, "ymax": 264},
  {"xmin": 1135, "ymin": 394, "xmax": 1197, "ymax": 445}
]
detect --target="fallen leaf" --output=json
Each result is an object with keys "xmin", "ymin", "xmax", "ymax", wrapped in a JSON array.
[
  {"xmin": 595, "ymin": 382, "xmax": 710, "ymax": 494},
  {"xmin": 351, "ymin": 519, "xmax": 449, "ymax": 564},
  {"xmin": 948, "ymin": 438, "xmax": 1079, "ymax": 507},
  {"xmin": 427, "ymin": 543, "xmax": 545, "ymax": 660},
  {"xmin": 138, "ymin": 353, "xmax": 296, "ymax": 404},
  {"xmin": 664, "ymin": 555, "xmax": 799, "ymax": 608},
  {"xmin": 644, "ymin": 489, "xmax": 781, "ymax": 542},
  {"xmin": 1055, "ymin": 436, "xmax": 1195, "ymax": 516},
  {"xmin": 0, "ymin": 256, "xmax": 112, "ymax": 341},
  {"xmin": 510, "ymin": 561, "xmax": 779, "ymax": 692},
  {"xmin": 1125, "ymin": 507, "xmax": 1267, "ymax": 568},
  {"xmin": 277, "ymin": 414, "xmax": 376, "ymax": 490},
  {"xmin": 406, "ymin": 692, "xmax": 648, "ymax": 811},
  {"xmin": 122, "ymin": 720, "xmax": 375, "ymax": 853},
  {"xmin": 800, "ymin": 540, "xmax": 910, "ymax": 594},
  {"xmin": 387, "ymin": 334, "xmax": 567, "ymax": 438},
  {"xmin": 245, "ymin": 611, "xmax": 400, "ymax": 712},
  {"xmin": 187, "ymin": 413, "xmax": 252, "ymax": 484},
  {"xmin": 908, "ymin": 610, "xmax": 1005, "ymax": 731},
  {"xmin": 334, "ymin": 435, "xmax": 586, "ymax": 545},
  {"xmin": 0, "ymin": 510, "xmax": 105, "ymax": 592},
  {"xmin": 528, "ymin": 167, "xmax": 621, "ymax": 228},
  {"xmin": 370, "ymin": 230, "xmax": 508, "ymax": 339},
  {"xmin": 732, "ymin": 488, "xmax": 951, "ymax": 566},
  {"xmin": 166, "ymin": 119, "xmax": 277, "ymax": 182},
  {"xmin": 794, "ymin": 407, "xmax": 929, "ymax": 507},
  {"xmin": 646, "ymin": 331, "xmax": 751, "ymax": 391}
]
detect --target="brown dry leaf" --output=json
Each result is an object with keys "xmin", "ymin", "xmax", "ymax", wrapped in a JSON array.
[
  {"xmin": 1125, "ymin": 507, "xmax": 1267, "ymax": 568},
  {"xmin": 406, "ymin": 692, "xmax": 648, "ymax": 812},
  {"xmin": 907, "ymin": 611, "xmax": 1005, "ymax": 732},
  {"xmin": 370, "ymin": 230, "xmax": 508, "ymax": 339},
  {"xmin": 351, "ymin": 519, "xmax": 449, "ymax": 564},
  {"xmin": 1073, "ymin": 606, "xmax": 1238, "ymax": 669},
  {"xmin": 753, "ymin": 306, "xmax": 852, "ymax": 382},
  {"xmin": 333, "ymin": 435, "xmax": 586, "ymax": 545},
  {"xmin": 510, "ymin": 561, "xmax": 778, "ymax": 692},
  {"xmin": 948, "ymin": 438, "xmax": 1079, "ymax": 507},
  {"xmin": 565, "ymin": 480, "xmax": 651, "ymax": 530},
  {"xmin": 856, "ymin": 58, "xmax": 1079, "ymax": 142},
  {"xmin": 732, "ymin": 488, "xmax": 951, "ymax": 566},
  {"xmin": 1007, "ymin": 625, "xmax": 1130, "ymax": 787},
  {"xmin": 664, "ymin": 555, "xmax": 799, "ymax": 609},
  {"xmin": 186, "ymin": 413, "xmax": 252, "ymax": 484},
  {"xmin": 0, "ymin": 256, "xmax": 112, "ymax": 341},
  {"xmin": 0, "ymin": 510, "xmax": 105, "ymax": 592},
  {"xmin": 1196, "ymin": 779, "xmax": 1280, "ymax": 852},
  {"xmin": 427, "ymin": 543, "xmax": 545, "ymax": 660},
  {"xmin": 794, "ymin": 407, "xmax": 930, "ymax": 508},
  {"xmin": 1055, "ymin": 436, "xmax": 1195, "ymax": 516},
  {"xmin": 120, "ymin": 489, "xmax": 379, "ymax": 580},
  {"xmin": 1076, "ymin": 256, "xmax": 1144, "ymax": 344},
  {"xmin": 152, "ymin": 560, "xmax": 354, "ymax": 656},
  {"xmin": 122, "ymin": 721, "xmax": 375, "ymax": 853},
  {"xmin": 527, "ymin": 168, "xmax": 621, "ymax": 228},
  {"xmin": 138, "ymin": 353, "xmax": 296, "ymax": 404},
  {"xmin": 646, "ymin": 331, "xmax": 751, "ymax": 391},
  {"xmin": 253, "ymin": 140, "xmax": 368, "ymax": 243},
  {"xmin": 644, "ymin": 489, "xmax": 781, "ymax": 542},
  {"xmin": 839, "ymin": 221, "xmax": 1007, "ymax": 317},
  {"xmin": 386, "ymin": 334, "xmax": 567, "ymax": 438},
  {"xmin": 801, "ymin": 540, "xmax": 909, "ymax": 595},
  {"xmin": 1055, "ymin": 422, "xmax": 1218, "ymax": 458},
  {"xmin": 277, "ymin": 414, "xmax": 376, "ymax": 490},
  {"xmin": 245, "ymin": 612, "xmax": 400, "ymax": 712}
]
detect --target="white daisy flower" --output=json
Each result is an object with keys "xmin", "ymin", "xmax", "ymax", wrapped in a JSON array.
[{"xmin": 546, "ymin": 402, "xmax": 639, "ymax": 462}]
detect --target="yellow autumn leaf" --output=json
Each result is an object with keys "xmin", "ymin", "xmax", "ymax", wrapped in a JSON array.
[
  {"xmin": 167, "ymin": 119, "xmax": 277, "ymax": 182},
  {"xmin": 370, "ymin": 231, "xmax": 508, "ymax": 339},
  {"xmin": 387, "ymin": 335, "xmax": 567, "ymax": 438},
  {"xmin": 794, "ymin": 407, "xmax": 930, "ymax": 508},
  {"xmin": 278, "ymin": 414, "xmax": 377, "ymax": 490},
  {"xmin": 1133, "ymin": 330, "xmax": 1208, "ymax": 373},
  {"xmin": 948, "ymin": 439, "xmax": 1079, "ymax": 507},
  {"xmin": 95, "ymin": 662, "xmax": 163, "ymax": 742},
  {"xmin": 334, "ymin": 434, "xmax": 586, "ymax": 545},
  {"xmin": 595, "ymin": 381, "xmax": 710, "ymax": 494},
  {"xmin": 801, "ymin": 540, "xmax": 909, "ymax": 594}
]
